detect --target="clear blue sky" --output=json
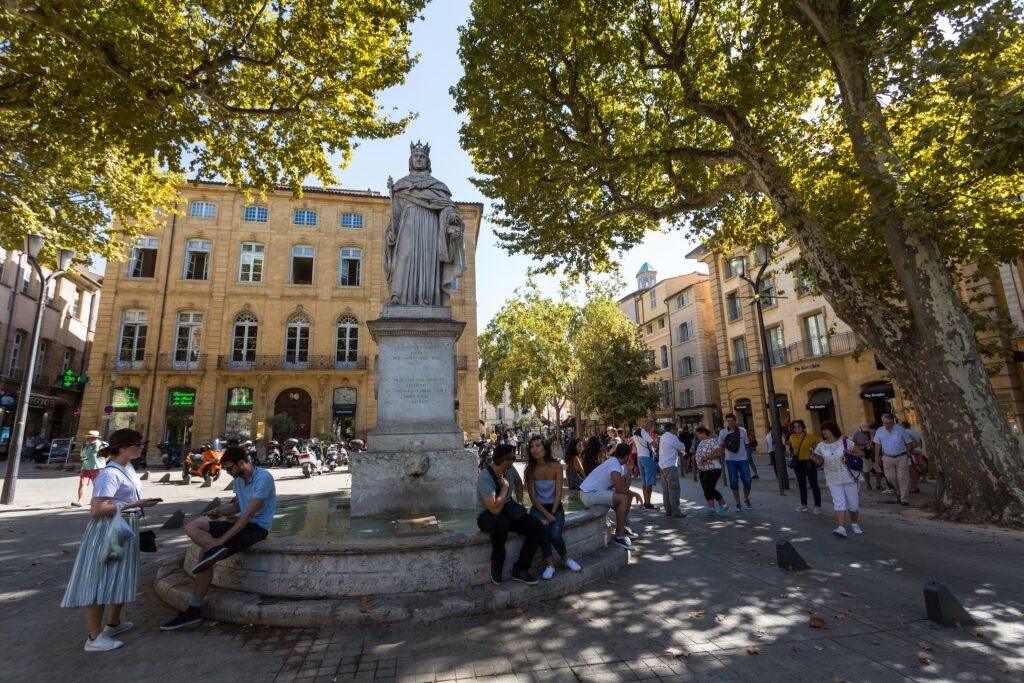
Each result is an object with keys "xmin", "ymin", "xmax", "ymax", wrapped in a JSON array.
[{"xmin": 332, "ymin": 1, "xmax": 706, "ymax": 326}]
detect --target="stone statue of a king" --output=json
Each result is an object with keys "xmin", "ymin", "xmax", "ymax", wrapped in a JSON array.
[{"xmin": 384, "ymin": 142, "xmax": 467, "ymax": 306}]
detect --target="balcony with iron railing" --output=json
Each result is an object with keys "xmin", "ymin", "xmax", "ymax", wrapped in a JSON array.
[
  {"xmin": 158, "ymin": 353, "xmax": 211, "ymax": 372},
  {"xmin": 215, "ymin": 355, "xmax": 368, "ymax": 371},
  {"xmin": 102, "ymin": 353, "xmax": 154, "ymax": 372},
  {"xmin": 723, "ymin": 331, "xmax": 860, "ymax": 376}
]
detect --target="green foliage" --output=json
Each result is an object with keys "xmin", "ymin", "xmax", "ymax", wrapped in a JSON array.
[
  {"xmin": 266, "ymin": 413, "xmax": 297, "ymax": 439},
  {"xmin": 517, "ymin": 413, "xmax": 543, "ymax": 431},
  {"xmin": 453, "ymin": 0, "xmax": 1024, "ymax": 296},
  {"xmin": 0, "ymin": 0, "xmax": 425, "ymax": 263},
  {"xmin": 478, "ymin": 287, "xmax": 657, "ymax": 427}
]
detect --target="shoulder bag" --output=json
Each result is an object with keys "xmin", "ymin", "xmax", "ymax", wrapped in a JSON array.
[{"xmin": 789, "ymin": 435, "xmax": 807, "ymax": 470}]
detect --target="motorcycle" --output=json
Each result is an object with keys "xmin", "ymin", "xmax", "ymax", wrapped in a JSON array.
[
  {"xmin": 475, "ymin": 440, "xmax": 493, "ymax": 470},
  {"xmin": 158, "ymin": 442, "xmax": 182, "ymax": 470},
  {"xmin": 283, "ymin": 438, "xmax": 301, "ymax": 467},
  {"xmin": 183, "ymin": 443, "xmax": 222, "ymax": 484},
  {"xmin": 241, "ymin": 440, "xmax": 260, "ymax": 466},
  {"xmin": 265, "ymin": 441, "xmax": 282, "ymax": 467},
  {"xmin": 299, "ymin": 442, "xmax": 325, "ymax": 478}
]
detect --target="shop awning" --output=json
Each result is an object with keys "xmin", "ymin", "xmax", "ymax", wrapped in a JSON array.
[
  {"xmin": 806, "ymin": 388, "xmax": 834, "ymax": 411},
  {"xmin": 734, "ymin": 400, "xmax": 752, "ymax": 411},
  {"xmin": 859, "ymin": 383, "xmax": 894, "ymax": 400}
]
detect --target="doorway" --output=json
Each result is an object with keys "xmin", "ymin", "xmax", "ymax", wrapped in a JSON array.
[
  {"xmin": 806, "ymin": 388, "xmax": 835, "ymax": 432},
  {"xmin": 274, "ymin": 388, "xmax": 312, "ymax": 438}
]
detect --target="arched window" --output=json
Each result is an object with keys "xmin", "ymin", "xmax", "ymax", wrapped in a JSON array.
[
  {"xmin": 189, "ymin": 201, "xmax": 216, "ymax": 219},
  {"xmin": 118, "ymin": 309, "xmax": 148, "ymax": 368},
  {"xmin": 336, "ymin": 316, "xmax": 359, "ymax": 368},
  {"xmin": 285, "ymin": 313, "xmax": 310, "ymax": 367},
  {"xmin": 231, "ymin": 313, "xmax": 259, "ymax": 368}
]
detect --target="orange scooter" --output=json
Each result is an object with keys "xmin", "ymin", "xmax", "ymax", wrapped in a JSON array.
[{"xmin": 182, "ymin": 443, "xmax": 222, "ymax": 484}]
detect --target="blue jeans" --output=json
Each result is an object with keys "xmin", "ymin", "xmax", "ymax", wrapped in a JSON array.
[
  {"xmin": 530, "ymin": 504, "xmax": 567, "ymax": 559},
  {"xmin": 726, "ymin": 459, "xmax": 752, "ymax": 492}
]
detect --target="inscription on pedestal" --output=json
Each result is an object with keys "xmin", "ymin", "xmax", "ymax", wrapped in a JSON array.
[{"xmin": 377, "ymin": 338, "xmax": 453, "ymax": 423}]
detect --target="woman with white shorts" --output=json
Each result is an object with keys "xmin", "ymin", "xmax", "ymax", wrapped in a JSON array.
[{"xmin": 810, "ymin": 421, "xmax": 864, "ymax": 538}]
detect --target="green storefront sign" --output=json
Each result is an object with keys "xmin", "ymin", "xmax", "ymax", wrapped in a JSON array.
[
  {"xmin": 112, "ymin": 387, "xmax": 139, "ymax": 410},
  {"xmin": 168, "ymin": 389, "xmax": 196, "ymax": 409}
]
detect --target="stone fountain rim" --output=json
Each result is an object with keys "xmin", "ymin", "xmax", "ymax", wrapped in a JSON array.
[{"xmin": 258, "ymin": 494, "xmax": 607, "ymax": 554}]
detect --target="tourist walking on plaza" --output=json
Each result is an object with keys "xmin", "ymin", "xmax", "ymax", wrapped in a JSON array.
[
  {"xmin": 694, "ymin": 426, "xmax": 728, "ymax": 516},
  {"xmin": 632, "ymin": 417, "xmax": 658, "ymax": 510},
  {"xmin": 565, "ymin": 437, "xmax": 586, "ymax": 490},
  {"xmin": 61, "ymin": 429, "xmax": 161, "ymax": 652},
  {"xmin": 810, "ymin": 421, "xmax": 864, "ymax": 538},
  {"xmin": 474, "ymin": 445, "xmax": 544, "ymax": 585},
  {"xmin": 525, "ymin": 436, "xmax": 582, "ymax": 579},
  {"xmin": 679, "ymin": 425, "xmax": 695, "ymax": 476},
  {"xmin": 788, "ymin": 419, "xmax": 823, "ymax": 514},
  {"xmin": 162, "ymin": 446, "xmax": 277, "ymax": 630},
  {"xmin": 71, "ymin": 429, "xmax": 108, "ymax": 507},
  {"xmin": 718, "ymin": 414, "xmax": 753, "ymax": 510},
  {"xmin": 872, "ymin": 414, "xmax": 915, "ymax": 506},
  {"xmin": 580, "ymin": 443, "xmax": 641, "ymax": 549},
  {"xmin": 657, "ymin": 427, "xmax": 687, "ymax": 517},
  {"xmin": 745, "ymin": 426, "xmax": 760, "ymax": 480}
]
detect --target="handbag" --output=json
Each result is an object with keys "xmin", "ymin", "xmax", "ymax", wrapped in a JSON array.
[
  {"xmin": 789, "ymin": 434, "xmax": 807, "ymax": 470},
  {"xmin": 488, "ymin": 466, "xmax": 529, "ymax": 522}
]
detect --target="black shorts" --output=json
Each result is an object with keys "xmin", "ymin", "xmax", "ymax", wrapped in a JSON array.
[{"xmin": 208, "ymin": 520, "xmax": 269, "ymax": 558}]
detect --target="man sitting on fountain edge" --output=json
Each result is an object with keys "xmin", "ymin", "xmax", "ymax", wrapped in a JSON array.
[
  {"xmin": 477, "ymin": 445, "xmax": 545, "ymax": 585},
  {"xmin": 161, "ymin": 446, "xmax": 277, "ymax": 630}
]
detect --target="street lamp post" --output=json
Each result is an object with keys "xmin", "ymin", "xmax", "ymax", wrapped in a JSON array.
[
  {"xmin": 1, "ymin": 235, "xmax": 75, "ymax": 505},
  {"xmin": 738, "ymin": 243, "xmax": 790, "ymax": 495}
]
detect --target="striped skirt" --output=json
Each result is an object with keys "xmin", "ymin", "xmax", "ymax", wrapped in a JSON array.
[{"xmin": 60, "ymin": 513, "xmax": 140, "ymax": 608}]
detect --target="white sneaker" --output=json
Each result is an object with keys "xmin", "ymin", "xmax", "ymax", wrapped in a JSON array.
[
  {"xmin": 795, "ymin": 506, "xmax": 808, "ymax": 512},
  {"xmin": 84, "ymin": 634, "xmax": 124, "ymax": 652},
  {"xmin": 812, "ymin": 507, "xmax": 823, "ymax": 515},
  {"xmin": 541, "ymin": 565, "xmax": 555, "ymax": 580},
  {"xmin": 564, "ymin": 558, "xmax": 582, "ymax": 572},
  {"xmin": 851, "ymin": 524, "xmax": 863, "ymax": 535},
  {"xmin": 101, "ymin": 621, "xmax": 134, "ymax": 638},
  {"xmin": 833, "ymin": 526, "xmax": 848, "ymax": 538}
]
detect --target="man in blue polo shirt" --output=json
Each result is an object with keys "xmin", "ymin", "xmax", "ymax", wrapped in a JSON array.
[{"xmin": 161, "ymin": 446, "xmax": 276, "ymax": 630}]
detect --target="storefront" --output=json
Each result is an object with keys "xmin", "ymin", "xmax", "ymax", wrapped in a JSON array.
[
  {"xmin": 165, "ymin": 387, "xmax": 196, "ymax": 447},
  {"xmin": 332, "ymin": 387, "xmax": 357, "ymax": 440},
  {"xmin": 224, "ymin": 387, "xmax": 253, "ymax": 440},
  {"xmin": 859, "ymin": 382, "xmax": 895, "ymax": 423},
  {"xmin": 806, "ymin": 388, "xmax": 836, "ymax": 432},
  {"xmin": 733, "ymin": 398, "xmax": 754, "ymax": 431}
]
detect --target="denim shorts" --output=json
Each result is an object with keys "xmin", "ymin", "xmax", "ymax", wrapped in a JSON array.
[{"xmin": 638, "ymin": 456, "xmax": 659, "ymax": 486}]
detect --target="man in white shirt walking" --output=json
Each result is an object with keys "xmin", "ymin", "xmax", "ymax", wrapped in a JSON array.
[
  {"xmin": 657, "ymin": 428, "xmax": 687, "ymax": 518},
  {"xmin": 872, "ymin": 414, "xmax": 915, "ymax": 506}
]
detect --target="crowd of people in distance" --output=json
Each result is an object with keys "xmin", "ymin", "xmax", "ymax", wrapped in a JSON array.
[{"xmin": 478, "ymin": 411, "xmax": 929, "ymax": 581}]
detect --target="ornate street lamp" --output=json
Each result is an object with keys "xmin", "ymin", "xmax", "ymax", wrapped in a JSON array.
[
  {"xmin": 1, "ymin": 236, "xmax": 75, "ymax": 504},
  {"xmin": 738, "ymin": 242, "xmax": 790, "ymax": 494}
]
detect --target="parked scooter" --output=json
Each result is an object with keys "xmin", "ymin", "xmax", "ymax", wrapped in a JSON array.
[
  {"xmin": 265, "ymin": 440, "xmax": 282, "ymax": 467},
  {"xmin": 183, "ymin": 443, "xmax": 222, "ymax": 484},
  {"xmin": 158, "ymin": 442, "xmax": 182, "ymax": 470},
  {"xmin": 347, "ymin": 438, "xmax": 366, "ymax": 453},
  {"xmin": 299, "ymin": 442, "xmax": 325, "ymax": 478},
  {"xmin": 283, "ymin": 438, "xmax": 301, "ymax": 467}
]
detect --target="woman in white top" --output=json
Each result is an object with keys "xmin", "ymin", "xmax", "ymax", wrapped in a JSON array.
[
  {"xmin": 61, "ymin": 429, "xmax": 160, "ymax": 651},
  {"xmin": 809, "ymin": 421, "xmax": 864, "ymax": 538}
]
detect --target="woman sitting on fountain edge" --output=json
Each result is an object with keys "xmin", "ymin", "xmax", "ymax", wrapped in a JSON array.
[{"xmin": 477, "ymin": 445, "xmax": 545, "ymax": 585}]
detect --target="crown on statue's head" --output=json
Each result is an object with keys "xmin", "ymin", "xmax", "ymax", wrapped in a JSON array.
[{"xmin": 410, "ymin": 140, "xmax": 431, "ymax": 156}]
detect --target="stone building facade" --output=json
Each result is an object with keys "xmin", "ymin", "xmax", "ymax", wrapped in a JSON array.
[
  {"xmin": 618, "ymin": 264, "xmax": 720, "ymax": 430},
  {"xmin": 691, "ymin": 243, "xmax": 1024, "ymax": 444},
  {"xmin": 76, "ymin": 181, "xmax": 481, "ymax": 448},
  {"xmin": 0, "ymin": 248, "xmax": 100, "ymax": 453}
]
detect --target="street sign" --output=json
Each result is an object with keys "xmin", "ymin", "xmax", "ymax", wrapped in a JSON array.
[{"xmin": 103, "ymin": 405, "xmax": 114, "ymax": 414}]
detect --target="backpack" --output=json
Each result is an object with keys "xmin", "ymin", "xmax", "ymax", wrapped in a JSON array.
[{"xmin": 722, "ymin": 429, "xmax": 742, "ymax": 453}]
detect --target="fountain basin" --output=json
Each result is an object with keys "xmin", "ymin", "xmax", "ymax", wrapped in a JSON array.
[{"xmin": 154, "ymin": 492, "xmax": 628, "ymax": 626}]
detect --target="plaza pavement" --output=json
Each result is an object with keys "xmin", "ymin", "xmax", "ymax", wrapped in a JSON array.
[{"xmin": 2, "ymin": 456, "xmax": 1022, "ymax": 683}]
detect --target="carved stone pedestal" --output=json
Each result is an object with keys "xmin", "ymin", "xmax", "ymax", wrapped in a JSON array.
[{"xmin": 351, "ymin": 305, "xmax": 476, "ymax": 518}]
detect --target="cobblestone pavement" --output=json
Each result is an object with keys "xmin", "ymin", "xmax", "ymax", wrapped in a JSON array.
[{"xmin": 3, "ymin": 458, "xmax": 1023, "ymax": 682}]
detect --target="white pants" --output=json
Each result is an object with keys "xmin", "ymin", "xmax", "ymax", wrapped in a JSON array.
[{"xmin": 829, "ymin": 481, "xmax": 860, "ymax": 512}]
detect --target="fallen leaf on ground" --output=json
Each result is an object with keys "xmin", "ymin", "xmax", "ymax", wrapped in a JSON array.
[
  {"xmin": 665, "ymin": 647, "xmax": 688, "ymax": 659},
  {"xmin": 872, "ymin": 640, "xmax": 880, "ymax": 645},
  {"xmin": 792, "ymin": 645, "xmax": 802, "ymax": 653},
  {"xmin": 358, "ymin": 595, "xmax": 372, "ymax": 613},
  {"xmin": 809, "ymin": 616, "xmax": 828, "ymax": 630},
  {"xmin": 689, "ymin": 610, "xmax": 706, "ymax": 619},
  {"xmin": 715, "ymin": 613, "xmax": 726, "ymax": 623},
  {"xmin": 969, "ymin": 628, "xmax": 986, "ymax": 639},
  {"xmin": 840, "ymin": 591, "xmax": 853, "ymax": 597},
  {"xmin": 918, "ymin": 655, "xmax": 932, "ymax": 666},
  {"xmin": 814, "ymin": 645, "xmax": 825, "ymax": 651},
  {"xmin": 835, "ymin": 678, "xmax": 847, "ymax": 683},
  {"xmin": 917, "ymin": 641, "xmax": 932, "ymax": 651},
  {"xmin": 746, "ymin": 646, "xmax": 764, "ymax": 656},
  {"xmin": 755, "ymin": 629, "xmax": 766, "ymax": 638},
  {"xmin": 996, "ymin": 666, "xmax": 1009, "ymax": 673}
]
